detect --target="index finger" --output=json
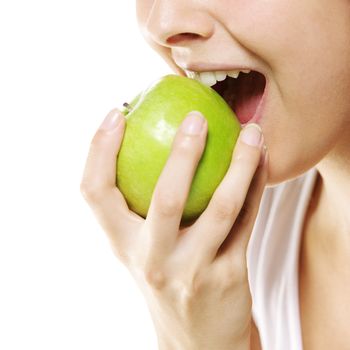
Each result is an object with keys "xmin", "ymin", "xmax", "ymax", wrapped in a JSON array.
[
  {"xmin": 144, "ymin": 112, "xmax": 208, "ymax": 258},
  {"xmin": 80, "ymin": 109, "xmax": 142, "ymax": 249}
]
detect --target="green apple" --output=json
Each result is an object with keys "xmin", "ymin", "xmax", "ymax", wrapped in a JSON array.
[{"xmin": 116, "ymin": 74, "xmax": 241, "ymax": 223}]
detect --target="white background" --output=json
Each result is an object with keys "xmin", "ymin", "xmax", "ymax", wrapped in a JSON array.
[{"xmin": 0, "ymin": 1, "xmax": 172, "ymax": 349}]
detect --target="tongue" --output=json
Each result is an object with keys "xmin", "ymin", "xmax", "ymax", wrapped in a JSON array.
[
  {"xmin": 234, "ymin": 91, "xmax": 263, "ymax": 124},
  {"xmin": 232, "ymin": 72, "xmax": 265, "ymax": 124}
]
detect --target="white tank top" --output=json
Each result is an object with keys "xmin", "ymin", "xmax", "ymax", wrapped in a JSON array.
[{"xmin": 247, "ymin": 168, "xmax": 318, "ymax": 350}]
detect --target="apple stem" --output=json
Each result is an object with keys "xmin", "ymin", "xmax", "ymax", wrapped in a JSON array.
[{"xmin": 123, "ymin": 102, "xmax": 132, "ymax": 112}]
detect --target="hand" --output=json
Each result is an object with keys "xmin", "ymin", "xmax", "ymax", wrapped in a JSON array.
[{"xmin": 80, "ymin": 109, "xmax": 268, "ymax": 350}]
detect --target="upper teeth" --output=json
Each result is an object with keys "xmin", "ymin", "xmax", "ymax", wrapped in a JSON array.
[{"xmin": 184, "ymin": 69, "xmax": 251, "ymax": 87}]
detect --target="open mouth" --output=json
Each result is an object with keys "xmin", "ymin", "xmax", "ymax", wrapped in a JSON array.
[
  {"xmin": 212, "ymin": 71, "xmax": 266, "ymax": 124},
  {"xmin": 185, "ymin": 69, "xmax": 267, "ymax": 125}
]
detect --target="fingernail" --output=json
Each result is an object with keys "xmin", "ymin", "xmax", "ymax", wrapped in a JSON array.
[
  {"xmin": 181, "ymin": 111, "xmax": 205, "ymax": 135},
  {"xmin": 240, "ymin": 123, "xmax": 262, "ymax": 146},
  {"xmin": 99, "ymin": 109, "xmax": 122, "ymax": 131}
]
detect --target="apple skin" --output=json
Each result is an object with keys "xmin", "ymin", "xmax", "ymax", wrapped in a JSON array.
[{"xmin": 116, "ymin": 74, "xmax": 241, "ymax": 223}]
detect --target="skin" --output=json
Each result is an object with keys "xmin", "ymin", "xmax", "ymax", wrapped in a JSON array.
[{"xmin": 81, "ymin": 1, "xmax": 350, "ymax": 349}]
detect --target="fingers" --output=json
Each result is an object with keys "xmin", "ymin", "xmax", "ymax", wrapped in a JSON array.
[
  {"xmin": 80, "ymin": 109, "xmax": 142, "ymax": 254},
  {"xmin": 205, "ymin": 156, "xmax": 268, "ymax": 286},
  {"xmin": 81, "ymin": 109, "xmax": 124, "ymax": 193},
  {"xmin": 228, "ymin": 149, "xmax": 268, "ymax": 251},
  {"xmin": 188, "ymin": 124, "xmax": 267, "ymax": 264},
  {"xmin": 207, "ymin": 167, "xmax": 267, "ymax": 281},
  {"xmin": 215, "ymin": 150, "xmax": 268, "ymax": 265},
  {"xmin": 144, "ymin": 112, "xmax": 207, "ymax": 260}
]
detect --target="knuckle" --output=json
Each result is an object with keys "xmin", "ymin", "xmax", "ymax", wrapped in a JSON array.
[
  {"xmin": 88, "ymin": 130, "xmax": 115, "ymax": 153},
  {"xmin": 215, "ymin": 259, "xmax": 248, "ymax": 295},
  {"xmin": 174, "ymin": 136, "xmax": 203, "ymax": 158},
  {"xmin": 91, "ymin": 129, "xmax": 109, "ymax": 145},
  {"xmin": 211, "ymin": 193, "xmax": 238, "ymax": 220},
  {"xmin": 80, "ymin": 181, "xmax": 105, "ymax": 204},
  {"xmin": 177, "ymin": 285, "xmax": 197, "ymax": 313},
  {"xmin": 177, "ymin": 274, "xmax": 207, "ymax": 319},
  {"xmin": 185, "ymin": 271, "xmax": 206, "ymax": 298},
  {"xmin": 233, "ymin": 148, "xmax": 260, "ymax": 166},
  {"xmin": 153, "ymin": 190, "xmax": 183, "ymax": 217},
  {"xmin": 218, "ymin": 275, "xmax": 236, "ymax": 294},
  {"xmin": 187, "ymin": 273, "xmax": 204, "ymax": 296},
  {"xmin": 144, "ymin": 267, "xmax": 167, "ymax": 290},
  {"xmin": 111, "ymin": 244, "xmax": 131, "ymax": 266},
  {"xmin": 85, "ymin": 136, "xmax": 104, "ymax": 158},
  {"xmin": 182, "ymin": 282, "xmax": 198, "ymax": 302}
]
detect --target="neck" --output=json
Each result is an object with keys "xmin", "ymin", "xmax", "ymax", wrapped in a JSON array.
[
  {"xmin": 310, "ymin": 127, "xmax": 350, "ymax": 262},
  {"xmin": 316, "ymin": 139, "xmax": 350, "ymax": 230}
]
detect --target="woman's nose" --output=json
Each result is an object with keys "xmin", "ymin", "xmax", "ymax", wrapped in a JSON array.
[{"xmin": 142, "ymin": 0, "xmax": 214, "ymax": 47}]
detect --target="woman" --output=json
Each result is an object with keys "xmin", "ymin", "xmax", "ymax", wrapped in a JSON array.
[{"xmin": 80, "ymin": 1, "xmax": 350, "ymax": 349}]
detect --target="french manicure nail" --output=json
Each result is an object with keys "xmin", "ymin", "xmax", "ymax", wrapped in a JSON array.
[
  {"xmin": 181, "ymin": 111, "xmax": 205, "ymax": 135},
  {"xmin": 240, "ymin": 123, "xmax": 262, "ymax": 146}
]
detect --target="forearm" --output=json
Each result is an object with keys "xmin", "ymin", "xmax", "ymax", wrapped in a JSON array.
[{"xmin": 157, "ymin": 330, "xmax": 251, "ymax": 350}]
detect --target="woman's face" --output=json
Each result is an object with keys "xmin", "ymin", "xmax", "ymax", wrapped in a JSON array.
[{"xmin": 136, "ymin": 0, "xmax": 350, "ymax": 184}]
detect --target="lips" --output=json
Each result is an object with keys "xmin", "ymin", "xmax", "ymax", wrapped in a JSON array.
[{"xmin": 212, "ymin": 71, "xmax": 266, "ymax": 125}]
